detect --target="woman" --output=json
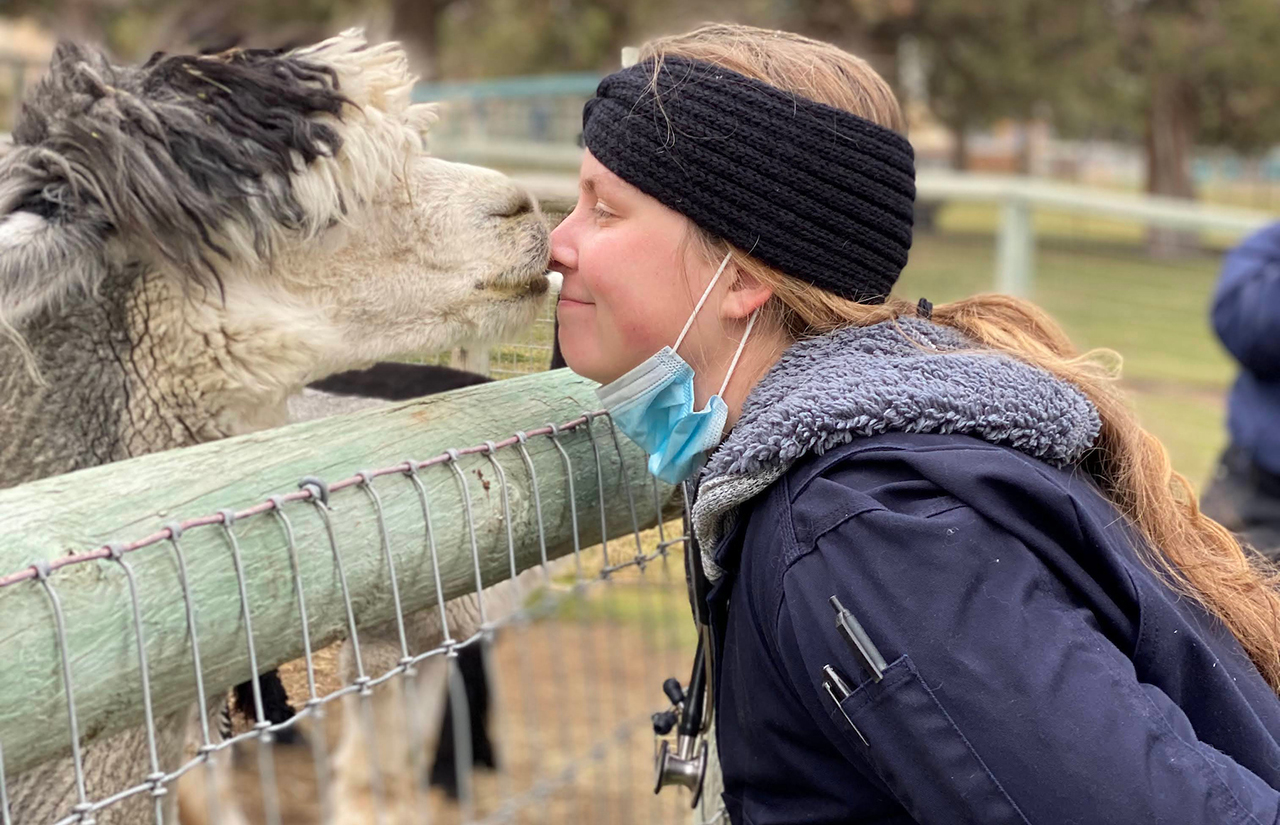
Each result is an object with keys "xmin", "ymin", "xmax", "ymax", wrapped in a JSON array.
[{"xmin": 551, "ymin": 23, "xmax": 1280, "ymax": 825}]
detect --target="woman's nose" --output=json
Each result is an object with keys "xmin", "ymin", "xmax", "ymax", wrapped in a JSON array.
[{"xmin": 549, "ymin": 211, "xmax": 578, "ymax": 272}]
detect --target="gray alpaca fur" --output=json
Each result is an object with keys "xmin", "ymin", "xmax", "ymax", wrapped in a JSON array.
[{"xmin": 1, "ymin": 30, "xmax": 550, "ymax": 824}]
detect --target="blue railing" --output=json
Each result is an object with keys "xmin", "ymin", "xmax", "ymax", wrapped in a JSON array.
[
  {"xmin": 413, "ymin": 72, "xmax": 602, "ymax": 102},
  {"xmin": 414, "ymin": 72, "xmax": 600, "ymax": 145}
]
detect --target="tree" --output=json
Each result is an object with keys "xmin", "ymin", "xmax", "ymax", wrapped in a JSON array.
[
  {"xmin": 389, "ymin": 0, "xmax": 463, "ymax": 81},
  {"xmin": 2, "ymin": 0, "xmax": 375, "ymax": 58},
  {"xmin": 795, "ymin": 0, "xmax": 1114, "ymax": 173},
  {"xmin": 1091, "ymin": 0, "xmax": 1280, "ymax": 253},
  {"xmin": 1115, "ymin": 0, "xmax": 1280, "ymax": 186},
  {"xmin": 786, "ymin": 0, "xmax": 1280, "ymax": 255},
  {"xmin": 433, "ymin": 0, "xmax": 707, "ymax": 79}
]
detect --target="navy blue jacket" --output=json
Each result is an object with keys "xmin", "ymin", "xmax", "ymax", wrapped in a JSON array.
[
  {"xmin": 1213, "ymin": 222, "xmax": 1280, "ymax": 476},
  {"xmin": 706, "ymin": 431, "xmax": 1280, "ymax": 824}
]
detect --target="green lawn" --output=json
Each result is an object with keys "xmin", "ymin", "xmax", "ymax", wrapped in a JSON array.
[{"xmin": 895, "ymin": 227, "xmax": 1232, "ymax": 489}]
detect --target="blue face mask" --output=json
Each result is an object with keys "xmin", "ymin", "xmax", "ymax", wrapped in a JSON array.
[{"xmin": 596, "ymin": 251, "xmax": 759, "ymax": 484}]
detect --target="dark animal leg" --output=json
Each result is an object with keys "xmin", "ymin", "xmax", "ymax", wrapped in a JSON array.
[
  {"xmin": 428, "ymin": 644, "xmax": 495, "ymax": 798},
  {"xmin": 232, "ymin": 670, "xmax": 301, "ymax": 745}
]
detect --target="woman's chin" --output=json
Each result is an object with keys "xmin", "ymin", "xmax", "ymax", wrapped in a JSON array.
[
  {"xmin": 564, "ymin": 357, "xmax": 607, "ymax": 384},
  {"xmin": 557, "ymin": 334, "xmax": 600, "ymax": 381}
]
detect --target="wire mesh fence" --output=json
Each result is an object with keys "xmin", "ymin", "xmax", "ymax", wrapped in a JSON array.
[
  {"xmin": 486, "ymin": 300, "xmax": 559, "ymax": 380},
  {"xmin": 0, "ymin": 393, "xmax": 719, "ymax": 824}
]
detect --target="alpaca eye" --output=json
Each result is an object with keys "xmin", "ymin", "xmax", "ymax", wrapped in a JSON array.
[{"xmin": 16, "ymin": 193, "xmax": 61, "ymax": 220}]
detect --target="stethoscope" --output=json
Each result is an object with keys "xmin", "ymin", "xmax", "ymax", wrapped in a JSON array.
[{"xmin": 652, "ymin": 481, "xmax": 714, "ymax": 806}]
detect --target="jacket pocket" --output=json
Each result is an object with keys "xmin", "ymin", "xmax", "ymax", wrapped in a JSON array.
[{"xmin": 829, "ymin": 654, "xmax": 1031, "ymax": 825}]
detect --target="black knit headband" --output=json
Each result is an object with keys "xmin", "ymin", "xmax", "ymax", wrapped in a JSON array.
[{"xmin": 582, "ymin": 56, "xmax": 916, "ymax": 303}]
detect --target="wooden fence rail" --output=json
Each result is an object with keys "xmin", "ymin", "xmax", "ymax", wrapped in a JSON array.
[{"xmin": 0, "ymin": 369, "xmax": 676, "ymax": 777}]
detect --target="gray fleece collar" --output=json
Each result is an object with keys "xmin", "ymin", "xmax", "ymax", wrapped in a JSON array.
[{"xmin": 693, "ymin": 318, "xmax": 1101, "ymax": 580}]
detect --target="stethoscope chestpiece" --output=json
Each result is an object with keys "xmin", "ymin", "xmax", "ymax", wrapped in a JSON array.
[
  {"xmin": 653, "ymin": 633, "xmax": 711, "ymax": 807},
  {"xmin": 654, "ymin": 734, "xmax": 708, "ymax": 808}
]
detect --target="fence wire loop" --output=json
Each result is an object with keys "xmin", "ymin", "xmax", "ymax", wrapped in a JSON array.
[
  {"xmin": 299, "ymin": 475, "xmax": 331, "ymax": 508},
  {"xmin": 601, "ymin": 412, "xmax": 646, "ymax": 565},
  {"xmin": 358, "ymin": 471, "xmax": 413, "ymax": 661},
  {"xmin": 582, "ymin": 413, "xmax": 612, "ymax": 573},
  {"xmin": 163, "ymin": 522, "xmax": 225, "ymax": 825},
  {"xmin": 482, "ymin": 440, "xmax": 521, "ymax": 595},
  {"xmin": 304, "ymin": 490, "xmax": 367, "ymax": 680},
  {"xmin": 513, "ymin": 430, "xmax": 552, "ymax": 579},
  {"xmin": 106, "ymin": 542, "xmax": 167, "ymax": 823},
  {"xmin": 545, "ymin": 421, "xmax": 584, "ymax": 581},
  {"xmin": 268, "ymin": 492, "xmax": 333, "ymax": 813},
  {"xmin": 403, "ymin": 457, "xmax": 454, "ymax": 644},
  {"xmin": 446, "ymin": 447, "xmax": 491, "ymax": 629},
  {"xmin": 30, "ymin": 559, "xmax": 92, "ymax": 822}
]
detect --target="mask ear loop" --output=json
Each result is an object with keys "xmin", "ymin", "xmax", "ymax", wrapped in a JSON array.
[
  {"xmin": 717, "ymin": 309, "xmax": 759, "ymax": 398},
  {"xmin": 673, "ymin": 250, "xmax": 735, "ymax": 354}
]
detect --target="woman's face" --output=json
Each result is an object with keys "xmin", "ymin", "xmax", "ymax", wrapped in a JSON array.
[{"xmin": 550, "ymin": 151, "xmax": 722, "ymax": 384}]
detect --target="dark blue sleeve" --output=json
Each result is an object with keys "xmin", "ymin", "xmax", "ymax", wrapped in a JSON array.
[
  {"xmin": 773, "ymin": 498, "xmax": 1280, "ymax": 825},
  {"xmin": 1213, "ymin": 222, "xmax": 1280, "ymax": 380}
]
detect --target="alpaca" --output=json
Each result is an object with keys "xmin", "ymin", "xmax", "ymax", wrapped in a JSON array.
[{"xmin": 0, "ymin": 31, "xmax": 550, "ymax": 824}]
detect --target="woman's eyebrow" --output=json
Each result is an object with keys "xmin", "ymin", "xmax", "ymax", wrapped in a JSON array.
[{"xmin": 581, "ymin": 174, "xmax": 627, "ymax": 199}]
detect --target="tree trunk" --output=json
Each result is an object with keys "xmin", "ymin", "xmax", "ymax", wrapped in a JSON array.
[
  {"xmin": 1144, "ymin": 74, "xmax": 1199, "ymax": 258},
  {"xmin": 594, "ymin": 0, "xmax": 632, "ymax": 71},
  {"xmin": 52, "ymin": 0, "xmax": 97, "ymax": 44},
  {"xmin": 1015, "ymin": 121, "xmax": 1033, "ymax": 176},
  {"xmin": 392, "ymin": 0, "xmax": 450, "ymax": 81},
  {"xmin": 950, "ymin": 124, "xmax": 970, "ymax": 171}
]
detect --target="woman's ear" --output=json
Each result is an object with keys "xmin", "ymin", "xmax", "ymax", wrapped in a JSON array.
[{"xmin": 720, "ymin": 265, "xmax": 773, "ymax": 321}]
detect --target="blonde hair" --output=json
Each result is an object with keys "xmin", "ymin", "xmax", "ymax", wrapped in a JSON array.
[{"xmin": 644, "ymin": 23, "xmax": 1280, "ymax": 691}]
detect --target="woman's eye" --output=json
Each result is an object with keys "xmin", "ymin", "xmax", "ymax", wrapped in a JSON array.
[{"xmin": 591, "ymin": 205, "xmax": 616, "ymax": 221}]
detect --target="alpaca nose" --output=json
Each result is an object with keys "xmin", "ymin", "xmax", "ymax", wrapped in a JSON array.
[{"xmin": 490, "ymin": 186, "xmax": 536, "ymax": 219}]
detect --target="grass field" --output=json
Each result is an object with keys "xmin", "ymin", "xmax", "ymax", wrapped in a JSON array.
[{"xmin": 897, "ymin": 216, "xmax": 1236, "ymax": 489}]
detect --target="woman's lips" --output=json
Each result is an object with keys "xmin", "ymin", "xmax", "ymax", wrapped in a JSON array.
[{"xmin": 557, "ymin": 296, "xmax": 594, "ymax": 307}]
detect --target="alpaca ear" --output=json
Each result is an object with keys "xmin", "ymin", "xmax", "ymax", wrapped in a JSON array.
[{"xmin": 0, "ymin": 187, "xmax": 109, "ymax": 328}]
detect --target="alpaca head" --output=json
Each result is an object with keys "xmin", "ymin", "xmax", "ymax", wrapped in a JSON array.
[{"xmin": 0, "ymin": 30, "xmax": 551, "ymax": 377}]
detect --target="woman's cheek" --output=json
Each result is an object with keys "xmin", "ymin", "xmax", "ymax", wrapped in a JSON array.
[{"xmin": 613, "ymin": 313, "xmax": 673, "ymax": 365}]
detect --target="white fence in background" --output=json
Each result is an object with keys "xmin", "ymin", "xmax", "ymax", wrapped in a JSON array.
[{"xmin": 426, "ymin": 137, "xmax": 1276, "ymax": 299}]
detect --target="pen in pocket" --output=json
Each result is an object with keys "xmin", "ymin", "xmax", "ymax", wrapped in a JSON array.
[
  {"xmin": 821, "ymin": 663, "xmax": 867, "ymax": 746},
  {"xmin": 831, "ymin": 595, "xmax": 888, "ymax": 682}
]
